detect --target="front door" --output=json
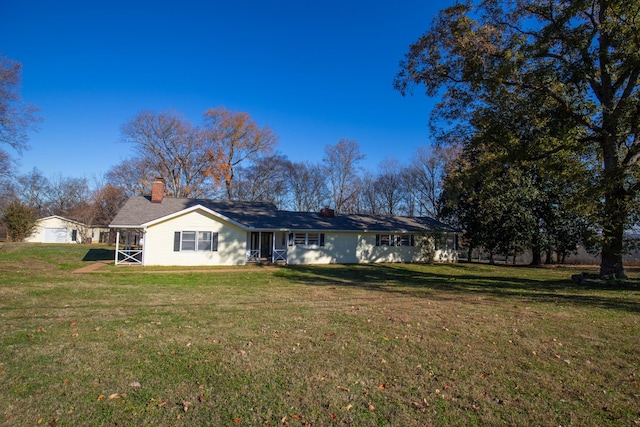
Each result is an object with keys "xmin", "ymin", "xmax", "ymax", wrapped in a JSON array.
[{"xmin": 260, "ymin": 232, "xmax": 273, "ymax": 259}]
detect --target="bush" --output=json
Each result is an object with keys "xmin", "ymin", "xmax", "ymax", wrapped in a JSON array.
[
  {"xmin": 1, "ymin": 201, "xmax": 37, "ymax": 242},
  {"xmin": 416, "ymin": 233, "xmax": 446, "ymax": 263}
]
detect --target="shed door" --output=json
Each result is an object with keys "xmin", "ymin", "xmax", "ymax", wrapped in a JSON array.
[{"xmin": 43, "ymin": 228, "xmax": 67, "ymax": 243}]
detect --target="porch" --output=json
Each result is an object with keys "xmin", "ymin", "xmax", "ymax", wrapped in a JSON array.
[
  {"xmin": 114, "ymin": 229, "xmax": 144, "ymax": 265},
  {"xmin": 246, "ymin": 231, "xmax": 288, "ymax": 264}
]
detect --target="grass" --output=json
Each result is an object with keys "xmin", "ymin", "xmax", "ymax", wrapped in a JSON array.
[{"xmin": 0, "ymin": 243, "xmax": 639, "ymax": 426}]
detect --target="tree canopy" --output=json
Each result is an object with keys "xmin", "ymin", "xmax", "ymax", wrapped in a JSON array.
[{"xmin": 396, "ymin": 0, "xmax": 640, "ymax": 278}]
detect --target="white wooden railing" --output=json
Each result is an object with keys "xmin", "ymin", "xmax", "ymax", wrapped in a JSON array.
[
  {"xmin": 246, "ymin": 249, "xmax": 287, "ymax": 263},
  {"xmin": 116, "ymin": 249, "xmax": 143, "ymax": 265},
  {"xmin": 273, "ymin": 249, "xmax": 287, "ymax": 263},
  {"xmin": 246, "ymin": 250, "xmax": 260, "ymax": 262}
]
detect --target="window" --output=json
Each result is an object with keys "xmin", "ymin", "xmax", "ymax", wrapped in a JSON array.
[
  {"xmin": 375, "ymin": 234, "xmax": 415, "ymax": 247},
  {"xmin": 376, "ymin": 234, "xmax": 392, "ymax": 246},
  {"xmin": 198, "ymin": 231, "xmax": 212, "ymax": 251},
  {"xmin": 307, "ymin": 233, "xmax": 319, "ymax": 246},
  {"xmin": 294, "ymin": 233, "xmax": 307, "ymax": 245},
  {"xmin": 288, "ymin": 232, "xmax": 325, "ymax": 247},
  {"xmin": 174, "ymin": 231, "xmax": 218, "ymax": 252},
  {"xmin": 181, "ymin": 231, "xmax": 196, "ymax": 251},
  {"xmin": 399, "ymin": 235, "xmax": 415, "ymax": 247}
]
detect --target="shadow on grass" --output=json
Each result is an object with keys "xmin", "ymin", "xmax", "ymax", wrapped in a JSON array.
[
  {"xmin": 82, "ymin": 248, "xmax": 115, "ymax": 262},
  {"xmin": 278, "ymin": 264, "xmax": 640, "ymax": 313}
]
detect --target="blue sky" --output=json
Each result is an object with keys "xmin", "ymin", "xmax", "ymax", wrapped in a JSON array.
[{"xmin": 1, "ymin": 0, "xmax": 453, "ymax": 181}]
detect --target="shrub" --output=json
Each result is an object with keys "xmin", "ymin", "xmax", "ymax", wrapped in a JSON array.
[{"xmin": 1, "ymin": 201, "xmax": 37, "ymax": 242}]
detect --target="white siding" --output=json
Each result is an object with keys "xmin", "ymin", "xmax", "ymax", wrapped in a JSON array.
[
  {"xmin": 25, "ymin": 217, "xmax": 79, "ymax": 243},
  {"xmin": 143, "ymin": 209, "xmax": 247, "ymax": 266},
  {"xmin": 286, "ymin": 232, "xmax": 425, "ymax": 265}
]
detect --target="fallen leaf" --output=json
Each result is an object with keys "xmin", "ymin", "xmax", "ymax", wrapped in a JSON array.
[
  {"xmin": 69, "ymin": 321, "xmax": 77, "ymax": 327},
  {"xmin": 130, "ymin": 381, "xmax": 141, "ymax": 388},
  {"xmin": 94, "ymin": 327, "xmax": 100, "ymax": 331},
  {"xmin": 343, "ymin": 404, "xmax": 353, "ymax": 411},
  {"xmin": 233, "ymin": 417, "xmax": 242, "ymax": 423},
  {"xmin": 368, "ymin": 403, "xmax": 375, "ymax": 411},
  {"xmin": 97, "ymin": 394, "xmax": 105, "ymax": 401},
  {"xmin": 158, "ymin": 401, "xmax": 168, "ymax": 408},
  {"xmin": 337, "ymin": 386, "xmax": 350, "ymax": 392},
  {"xmin": 108, "ymin": 393, "xmax": 121, "ymax": 399},
  {"xmin": 290, "ymin": 414, "xmax": 301, "ymax": 419},
  {"xmin": 379, "ymin": 383, "xmax": 386, "ymax": 389}
]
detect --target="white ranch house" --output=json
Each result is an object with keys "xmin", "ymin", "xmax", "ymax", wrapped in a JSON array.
[{"xmin": 109, "ymin": 180, "xmax": 458, "ymax": 266}]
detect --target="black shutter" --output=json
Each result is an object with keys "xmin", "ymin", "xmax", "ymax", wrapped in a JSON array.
[
  {"xmin": 288, "ymin": 232, "xmax": 294, "ymax": 246},
  {"xmin": 174, "ymin": 231, "xmax": 181, "ymax": 251},
  {"xmin": 320, "ymin": 233, "xmax": 325, "ymax": 247},
  {"xmin": 212, "ymin": 232, "xmax": 218, "ymax": 251},
  {"xmin": 375, "ymin": 234, "xmax": 380, "ymax": 246}
]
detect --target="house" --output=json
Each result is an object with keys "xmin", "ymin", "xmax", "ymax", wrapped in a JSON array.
[
  {"xmin": 108, "ymin": 179, "xmax": 458, "ymax": 266},
  {"xmin": 25, "ymin": 215, "xmax": 110, "ymax": 244}
]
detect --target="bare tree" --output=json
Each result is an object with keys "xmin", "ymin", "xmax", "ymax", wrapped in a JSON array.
[
  {"xmin": 0, "ymin": 56, "xmax": 41, "ymax": 153},
  {"xmin": 14, "ymin": 168, "xmax": 50, "ymax": 215},
  {"xmin": 106, "ymin": 157, "xmax": 158, "ymax": 198},
  {"xmin": 374, "ymin": 157, "xmax": 406, "ymax": 216},
  {"xmin": 284, "ymin": 161, "xmax": 330, "ymax": 212},
  {"xmin": 203, "ymin": 107, "xmax": 277, "ymax": 200},
  {"xmin": 48, "ymin": 174, "xmax": 91, "ymax": 217},
  {"xmin": 121, "ymin": 110, "xmax": 210, "ymax": 198},
  {"xmin": 231, "ymin": 154, "xmax": 289, "ymax": 207},
  {"xmin": 323, "ymin": 139, "xmax": 365, "ymax": 214},
  {"xmin": 92, "ymin": 184, "xmax": 128, "ymax": 225},
  {"xmin": 358, "ymin": 172, "xmax": 380, "ymax": 215},
  {"xmin": 406, "ymin": 146, "xmax": 459, "ymax": 219}
]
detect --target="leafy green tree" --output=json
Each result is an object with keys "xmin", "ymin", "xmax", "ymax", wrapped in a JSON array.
[
  {"xmin": 396, "ymin": 0, "xmax": 640, "ymax": 278},
  {"xmin": 2, "ymin": 200, "xmax": 37, "ymax": 242}
]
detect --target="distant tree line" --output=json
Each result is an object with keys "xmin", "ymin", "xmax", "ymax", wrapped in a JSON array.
[{"xmin": 104, "ymin": 108, "xmax": 452, "ymax": 218}]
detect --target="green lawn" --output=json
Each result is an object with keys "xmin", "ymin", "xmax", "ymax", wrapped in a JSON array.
[{"xmin": 1, "ymin": 243, "xmax": 639, "ymax": 426}]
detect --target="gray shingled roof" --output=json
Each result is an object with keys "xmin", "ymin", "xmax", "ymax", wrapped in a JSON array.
[{"xmin": 110, "ymin": 196, "xmax": 457, "ymax": 233}]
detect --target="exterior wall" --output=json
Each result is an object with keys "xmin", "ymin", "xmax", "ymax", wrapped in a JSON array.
[
  {"xmin": 287, "ymin": 232, "xmax": 429, "ymax": 265},
  {"xmin": 25, "ymin": 217, "xmax": 80, "ymax": 243},
  {"xmin": 142, "ymin": 209, "xmax": 247, "ymax": 266}
]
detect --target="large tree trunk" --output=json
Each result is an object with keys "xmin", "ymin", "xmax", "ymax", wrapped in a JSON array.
[
  {"xmin": 599, "ymin": 145, "xmax": 628, "ymax": 279},
  {"xmin": 599, "ymin": 184, "xmax": 627, "ymax": 279}
]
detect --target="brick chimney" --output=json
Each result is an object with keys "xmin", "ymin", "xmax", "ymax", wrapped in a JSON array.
[
  {"xmin": 151, "ymin": 178, "xmax": 165, "ymax": 203},
  {"xmin": 320, "ymin": 207, "xmax": 335, "ymax": 218}
]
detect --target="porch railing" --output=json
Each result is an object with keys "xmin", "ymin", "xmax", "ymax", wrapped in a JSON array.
[
  {"xmin": 273, "ymin": 249, "xmax": 287, "ymax": 262},
  {"xmin": 245, "ymin": 249, "xmax": 287, "ymax": 263},
  {"xmin": 246, "ymin": 249, "xmax": 260, "ymax": 262},
  {"xmin": 116, "ymin": 249, "xmax": 143, "ymax": 265}
]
